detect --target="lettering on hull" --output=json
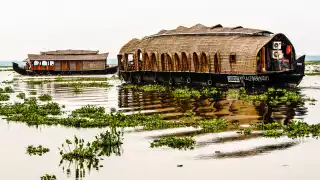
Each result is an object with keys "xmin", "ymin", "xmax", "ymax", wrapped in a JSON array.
[{"xmin": 227, "ymin": 75, "xmax": 269, "ymax": 83}]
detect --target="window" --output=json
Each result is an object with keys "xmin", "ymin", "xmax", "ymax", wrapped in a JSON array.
[{"xmin": 230, "ymin": 53, "xmax": 236, "ymax": 63}]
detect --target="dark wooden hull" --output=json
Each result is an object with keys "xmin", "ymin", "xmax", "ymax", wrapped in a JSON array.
[
  {"xmin": 12, "ymin": 62, "xmax": 118, "ymax": 76},
  {"xmin": 119, "ymin": 55, "xmax": 306, "ymax": 88}
]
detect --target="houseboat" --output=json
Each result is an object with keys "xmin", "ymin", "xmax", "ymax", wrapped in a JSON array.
[
  {"xmin": 118, "ymin": 24, "xmax": 305, "ymax": 87},
  {"xmin": 13, "ymin": 50, "xmax": 118, "ymax": 75}
]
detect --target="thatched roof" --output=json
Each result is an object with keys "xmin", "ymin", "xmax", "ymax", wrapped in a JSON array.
[
  {"xmin": 119, "ymin": 24, "xmax": 288, "ymax": 56},
  {"xmin": 40, "ymin": 50, "xmax": 99, "ymax": 55},
  {"xmin": 27, "ymin": 53, "xmax": 108, "ymax": 61}
]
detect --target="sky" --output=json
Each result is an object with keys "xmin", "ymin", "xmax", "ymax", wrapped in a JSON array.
[{"xmin": 0, "ymin": 0, "xmax": 319, "ymax": 60}]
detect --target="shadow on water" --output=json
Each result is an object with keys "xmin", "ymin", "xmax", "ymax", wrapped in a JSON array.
[{"xmin": 196, "ymin": 142, "xmax": 298, "ymax": 159}]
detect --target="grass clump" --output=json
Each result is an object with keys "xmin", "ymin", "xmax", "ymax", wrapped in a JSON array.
[
  {"xmin": 26, "ymin": 145, "xmax": 50, "ymax": 156},
  {"xmin": 40, "ymin": 174, "xmax": 56, "ymax": 180},
  {"xmin": 150, "ymin": 137, "xmax": 196, "ymax": 150},
  {"xmin": 39, "ymin": 94, "xmax": 52, "ymax": 101},
  {"xmin": 17, "ymin": 92, "xmax": 26, "ymax": 99}
]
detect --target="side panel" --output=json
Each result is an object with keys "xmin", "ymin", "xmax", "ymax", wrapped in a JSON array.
[
  {"xmin": 82, "ymin": 60, "xmax": 105, "ymax": 70},
  {"xmin": 76, "ymin": 61, "xmax": 83, "ymax": 71},
  {"xmin": 70, "ymin": 61, "xmax": 76, "ymax": 71},
  {"xmin": 61, "ymin": 61, "xmax": 69, "ymax": 71}
]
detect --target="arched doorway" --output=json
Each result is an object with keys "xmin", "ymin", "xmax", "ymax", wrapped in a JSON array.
[
  {"xmin": 167, "ymin": 54, "xmax": 173, "ymax": 71},
  {"xmin": 193, "ymin": 53, "xmax": 200, "ymax": 72},
  {"xmin": 144, "ymin": 53, "xmax": 150, "ymax": 70},
  {"xmin": 161, "ymin": 54, "xmax": 166, "ymax": 71},
  {"xmin": 200, "ymin": 53, "xmax": 209, "ymax": 72},
  {"xmin": 174, "ymin": 53, "xmax": 181, "ymax": 71},
  {"xmin": 151, "ymin": 53, "xmax": 157, "ymax": 71},
  {"xmin": 181, "ymin": 52, "xmax": 188, "ymax": 71}
]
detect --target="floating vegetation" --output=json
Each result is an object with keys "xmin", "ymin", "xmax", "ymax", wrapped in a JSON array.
[
  {"xmin": 197, "ymin": 119, "xmax": 229, "ymax": 133},
  {"xmin": 26, "ymin": 77, "xmax": 111, "ymax": 85},
  {"xmin": 60, "ymin": 82, "xmax": 112, "ymax": 88},
  {"xmin": 138, "ymin": 84, "xmax": 167, "ymax": 92},
  {"xmin": 16, "ymin": 92, "xmax": 26, "ymax": 99},
  {"xmin": 39, "ymin": 94, "xmax": 52, "ymax": 101},
  {"xmin": 172, "ymin": 87, "xmax": 201, "ymax": 99},
  {"xmin": 0, "ymin": 93, "xmax": 10, "ymax": 101},
  {"xmin": 40, "ymin": 174, "xmax": 56, "ymax": 180},
  {"xmin": 150, "ymin": 137, "xmax": 196, "ymax": 150},
  {"xmin": 72, "ymin": 105, "xmax": 105, "ymax": 117},
  {"xmin": 122, "ymin": 84, "xmax": 137, "ymax": 89},
  {"xmin": 26, "ymin": 145, "xmax": 50, "ymax": 156},
  {"xmin": 0, "ymin": 86, "xmax": 14, "ymax": 93},
  {"xmin": 59, "ymin": 129, "xmax": 123, "ymax": 178},
  {"xmin": 29, "ymin": 91, "xmax": 37, "ymax": 95},
  {"xmin": 2, "ymin": 80, "xmax": 14, "ymax": 84}
]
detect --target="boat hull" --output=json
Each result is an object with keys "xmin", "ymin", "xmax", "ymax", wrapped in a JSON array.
[
  {"xmin": 119, "ymin": 71, "xmax": 304, "ymax": 87},
  {"xmin": 12, "ymin": 62, "xmax": 118, "ymax": 76}
]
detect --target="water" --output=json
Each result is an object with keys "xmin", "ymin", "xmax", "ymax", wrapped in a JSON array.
[{"xmin": 0, "ymin": 72, "xmax": 320, "ymax": 180}]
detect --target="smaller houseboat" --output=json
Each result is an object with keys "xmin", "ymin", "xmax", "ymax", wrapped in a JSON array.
[
  {"xmin": 13, "ymin": 50, "xmax": 118, "ymax": 75},
  {"xmin": 118, "ymin": 24, "xmax": 305, "ymax": 87}
]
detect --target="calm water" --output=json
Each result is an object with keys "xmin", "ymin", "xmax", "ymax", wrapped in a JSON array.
[{"xmin": 0, "ymin": 71, "xmax": 320, "ymax": 180}]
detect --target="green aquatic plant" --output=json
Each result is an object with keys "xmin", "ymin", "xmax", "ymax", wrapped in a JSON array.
[
  {"xmin": 39, "ymin": 94, "xmax": 52, "ymax": 101},
  {"xmin": 150, "ymin": 137, "xmax": 196, "ymax": 150},
  {"xmin": 0, "ymin": 93, "xmax": 10, "ymax": 101},
  {"xmin": 26, "ymin": 145, "xmax": 50, "ymax": 156},
  {"xmin": 16, "ymin": 92, "xmax": 26, "ymax": 99},
  {"xmin": 2, "ymin": 86, "xmax": 14, "ymax": 93},
  {"xmin": 196, "ymin": 118, "xmax": 229, "ymax": 133},
  {"xmin": 2, "ymin": 80, "xmax": 14, "ymax": 84},
  {"xmin": 200, "ymin": 87, "xmax": 218, "ymax": 97},
  {"xmin": 138, "ymin": 84, "xmax": 167, "ymax": 92},
  {"xmin": 29, "ymin": 91, "xmax": 37, "ymax": 95},
  {"xmin": 172, "ymin": 87, "xmax": 201, "ymax": 99},
  {"xmin": 72, "ymin": 105, "xmax": 105, "ymax": 117},
  {"xmin": 40, "ymin": 174, "xmax": 56, "ymax": 180},
  {"xmin": 263, "ymin": 130, "xmax": 283, "ymax": 138},
  {"xmin": 61, "ymin": 82, "xmax": 112, "ymax": 88}
]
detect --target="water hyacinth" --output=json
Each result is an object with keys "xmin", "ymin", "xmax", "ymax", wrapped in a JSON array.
[
  {"xmin": 172, "ymin": 87, "xmax": 201, "ymax": 99},
  {"xmin": 40, "ymin": 174, "xmax": 56, "ymax": 180},
  {"xmin": 0, "ymin": 93, "xmax": 10, "ymax": 101},
  {"xmin": 150, "ymin": 137, "xmax": 196, "ymax": 150},
  {"xmin": 26, "ymin": 145, "xmax": 50, "ymax": 156},
  {"xmin": 17, "ymin": 92, "xmax": 26, "ymax": 99}
]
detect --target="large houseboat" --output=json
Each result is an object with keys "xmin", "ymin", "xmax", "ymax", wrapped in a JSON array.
[
  {"xmin": 13, "ymin": 50, "xmax": 118, "ymax": 75},
  {"xmin": 118, "ymin": 24, "xmax": 305, "ymax": 87}
]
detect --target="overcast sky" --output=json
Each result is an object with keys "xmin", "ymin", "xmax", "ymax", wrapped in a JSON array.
[{"xmin": 0, "ymin": 0, "xmax": 319, "ymax": 60}]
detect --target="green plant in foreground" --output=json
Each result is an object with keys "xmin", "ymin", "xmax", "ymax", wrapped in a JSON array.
[
  {"xmin": 39, "ymin": 94, "xmax": 52, "ymax": 101},
  {"xmin": 27, "ymin": 145, "xmax": 50, "ymax": 156},
  {"xmin": 17, "ymin": 92, "xmax": 26, "ymax": 99},
  {"xmin": 150, "ymin": 137, "xmax": 196, "ymax": 150},
  {"xmin": 172, "ymin": 87, "xmax": 201, "ymax": 99},
  {"xmin": 40, "ymin": 174, "xmax": 56, "ymax": 180}
]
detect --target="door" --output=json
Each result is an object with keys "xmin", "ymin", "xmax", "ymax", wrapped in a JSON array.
[{"xmin": 61, "ymin": 61, "xmax": 69, "ymax": 71}]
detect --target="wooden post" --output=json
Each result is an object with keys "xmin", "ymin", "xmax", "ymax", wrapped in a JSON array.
[{"xmin": 261, "ymin": 47, "xmax": 266, "ymax": 72}]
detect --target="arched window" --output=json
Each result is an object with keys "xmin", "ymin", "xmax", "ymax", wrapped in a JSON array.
[
  {"xmin": 144, "ymin": 53, "xmax": 150, "ymax": 70},
  {"xmin": 167, "ymin": 54, "xmax": 174, "ymax": 71},
  {"xmin": 151, "ymin": 53, "xmax": 157, "ymax": 71},
  {"xmin": 174, "ymin": 53, "xmax": 181, "ymax": 71},
  {"xmin": 200, "ymin": 52, "xmax": 209, "ymax": 72},
  {"xmin": 160, "ymin": 54, "xmax": 166, "ymax": 71},
  {"xmin": 193, "ymin": 53, "xmax": 200, "ymax": 72},
  {"xmin": 181, "ymin": 52, "xmax": 188, "ymax": 71}
]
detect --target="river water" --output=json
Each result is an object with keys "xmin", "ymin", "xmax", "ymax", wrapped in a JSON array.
[{"xmin": 0, "ymin": 71, "xmax": 320, "ymax": 180}]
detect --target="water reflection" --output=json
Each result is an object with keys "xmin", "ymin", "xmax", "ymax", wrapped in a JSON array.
[
  {"xmin": 196, "ymin": 142, "xmax": 298, "ymax": 159},
  {"xmin": 118, "ymin": 86, "xmax": 307, "ymax": 126}
]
